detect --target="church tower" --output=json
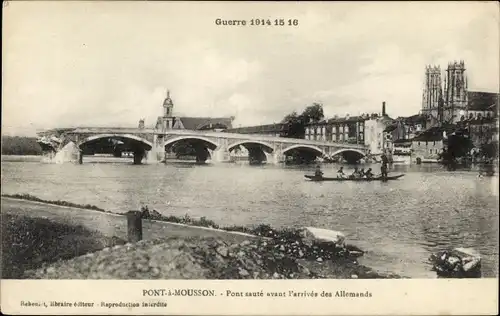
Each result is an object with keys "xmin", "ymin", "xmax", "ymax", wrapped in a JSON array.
[
  {"xmin": 421, "ymin": 65, "xmax": 443, "ymax": 116},
  {"xmin": 163, "ymin": 90, "xmax": 174, "ymax": 118},
  {"xmin": 443, "ymin": 60, "xmax": 468, "ymax": 123},
  {"xmin": 162, "ymin": 90, "xmax": 174, "ymax": 130}
]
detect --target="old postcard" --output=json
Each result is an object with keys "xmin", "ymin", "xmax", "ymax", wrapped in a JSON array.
[{"xmin": 1, "ymin": 0, "xmax": 498, "ymax": 315}]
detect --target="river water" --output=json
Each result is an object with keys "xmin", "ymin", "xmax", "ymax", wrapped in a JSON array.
[{"xmin": 1, "ymin": 155, "xmax": 498, "ymax": 278}]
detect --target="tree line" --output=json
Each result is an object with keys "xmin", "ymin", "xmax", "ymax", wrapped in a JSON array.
[{"xmin": 1, "ymin": 136, "xmax": 43, "ymax": 155}]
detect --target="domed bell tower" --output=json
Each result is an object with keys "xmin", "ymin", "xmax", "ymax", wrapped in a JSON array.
[{"xmin": 162, "ymin": 90, "xmax": 174, "ymax": 130}]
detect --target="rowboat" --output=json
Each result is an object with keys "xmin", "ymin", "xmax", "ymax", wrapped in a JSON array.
[{"xmin": 304, "ymin": 174, "xmax": 405, "ymax": 182}]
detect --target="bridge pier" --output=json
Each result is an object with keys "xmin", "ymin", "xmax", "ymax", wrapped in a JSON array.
[
  {"xmin": 211, "ymin": 147, "xmax": 230, "ymax": 163},
  {"xmin": 133, "ymin": 149, "xmax": 145, "ymax": 165},
  {"xmin": 271, "ymin": 152, "xmax": 285, "ymax": 165}
]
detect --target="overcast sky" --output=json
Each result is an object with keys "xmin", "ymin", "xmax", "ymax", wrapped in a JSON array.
[{"xmin": 2, "ymin": 1, "xmax": 499, "ymax": 136}]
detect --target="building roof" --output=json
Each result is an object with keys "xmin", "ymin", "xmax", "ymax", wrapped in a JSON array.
[
  {"xmin": 466, "ymin": 116, "xmax": 498, "ymax": 125},
  {"xmin": 401, "ymin": 114, "xmax": 427, "ymax": 124},
  {"xmin": 173, "ymin": 117, "xmax": 234, "ymax": 130},
  {"xmin": 467, "ymin": 91, "xmax": 499, "ymax": 111},
  {"xmin": 393, "ymin": 139, "xmax": 412, "ymax": 144},
  {"xmin": 382, "ymin": 114, "xmax": 426, "ymax": 132},
  {"xmin": 326, "ymin": 115, "xmax": 366, "ymax": 124},
  {"xmin": 383, "ymin": 118, "xmax": 405, "ymax": 132},
  {"xmin": 412, "ymin": 134, "xmax": 444, "ymax": 142}
]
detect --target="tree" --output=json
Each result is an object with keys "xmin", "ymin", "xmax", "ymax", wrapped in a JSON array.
[
  {"xmin": 301, "ymin": 102, "xmax": 324, "ymax": 123},
  {"xmin": 281, "ymin": 111, "xmax": 299, "ymax": 124},
  {"xmin": 1, "ymin": 136, "xmax": 43, "ymax": 155},
  {"xmin": 447, "ymin": 134, "xmax": 473, "ymax": 159},
  {"xmin": 280, "ymin": 103, "xmax": 325, "ymax": 139}
]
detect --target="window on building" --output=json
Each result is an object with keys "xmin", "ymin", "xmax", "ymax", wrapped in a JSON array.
[{"xmin": 433, "ymin": 141, "xmax": 435, "ymax": 145}]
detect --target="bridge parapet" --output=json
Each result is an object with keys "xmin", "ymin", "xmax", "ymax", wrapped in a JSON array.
[{"xmin": 163, "ymin": 129, "xmax": 366, "ymax": 150}]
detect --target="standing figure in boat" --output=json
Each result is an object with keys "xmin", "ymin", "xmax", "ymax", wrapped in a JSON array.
[
  {"xmin": 380, "ymin": 151, "xmax": 389, "ymax": 179},
  {"xmin": 337, "ymin": 166, "xmax": 345, "ymax": 178},
  {"xmin": 314, "ymin": 164, "xmax": 324, "ymax": 178}
]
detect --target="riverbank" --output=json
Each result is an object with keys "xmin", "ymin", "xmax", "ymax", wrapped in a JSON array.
[{"xmin": 1, "ymin": 195, "xmax": 401, "ymax": 279}]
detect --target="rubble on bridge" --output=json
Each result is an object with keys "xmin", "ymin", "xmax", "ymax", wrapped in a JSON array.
[{"xmin": 36, "ymin": 136, "xmax": 62, "ymax": 152}]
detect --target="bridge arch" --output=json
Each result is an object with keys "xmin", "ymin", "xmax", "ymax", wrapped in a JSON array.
[
  {"xmin": 163, "ymin": 136, "xmax": 218, "ymax": 151},
  {"xmin": 330, "ymin": 148, "xmax": 366, "ymax": 158},
  {"xmin": 282, "ymin": 144, "xmax": 325, "ymax": 156},
  {"xmin": 78, "ymin": 134, "xmax": 153, "ymax": 150},
  {"xmin": 330, "ymin": 148, "xmax": 366, "ymax": 164},
  {"xmin": 228, "ymin": 140, "xmax": 274, "ymax": 153}
]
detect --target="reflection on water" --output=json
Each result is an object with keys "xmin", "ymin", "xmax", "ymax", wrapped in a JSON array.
[{"xmin": 1, "ymin": 157, "xmax": 498, "ymax": 278}]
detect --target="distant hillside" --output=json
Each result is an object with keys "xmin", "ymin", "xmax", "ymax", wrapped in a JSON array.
[{"xmin": 1, "ymin": 136, "xmax": 43, "ymax": 155}]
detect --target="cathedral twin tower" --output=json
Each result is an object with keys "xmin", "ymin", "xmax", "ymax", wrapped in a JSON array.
[{"xmin": 421, "ymin": 60, "xmax": 468, "ymax": 124}]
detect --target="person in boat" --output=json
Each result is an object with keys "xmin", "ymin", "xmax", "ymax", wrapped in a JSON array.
[
  {"xmin": 337, "ymin": 166, "xmax": 345, "ymax": 178},
  {"xmin": 314, "ymin": 164, "xmax": 324, "ymax": 178},
  {"xmin": 380, "ymin": 151, "xmax": 389, "ymax": 179},
  {"xmin": 364, "ymin": 168, "xmax": 374, "ymax": 179},
  {"xmin": 349, "ymin": 167, "xmax": 361, "ymax": 179},
  {"xmin": 359, "ymin": 168, "xmax": 366, "ymax": 178}
]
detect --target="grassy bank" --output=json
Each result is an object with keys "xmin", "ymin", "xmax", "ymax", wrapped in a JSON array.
[
  {"xmin": 1, "ymin": 213, "xmax": 125, "ymax": 278},
  {"xmin": 2, "ymin": 194, "xmax": 110, "ymax": 213}
]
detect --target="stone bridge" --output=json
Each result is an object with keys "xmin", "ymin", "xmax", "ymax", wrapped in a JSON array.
[{"xmin": 38, "ymin": 127, "xmax": 368, "ymax": 164}]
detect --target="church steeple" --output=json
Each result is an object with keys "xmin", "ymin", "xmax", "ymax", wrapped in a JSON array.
[{"xmin": 163, "ymin": 89, "xmax": 174, "ymax": 117}]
